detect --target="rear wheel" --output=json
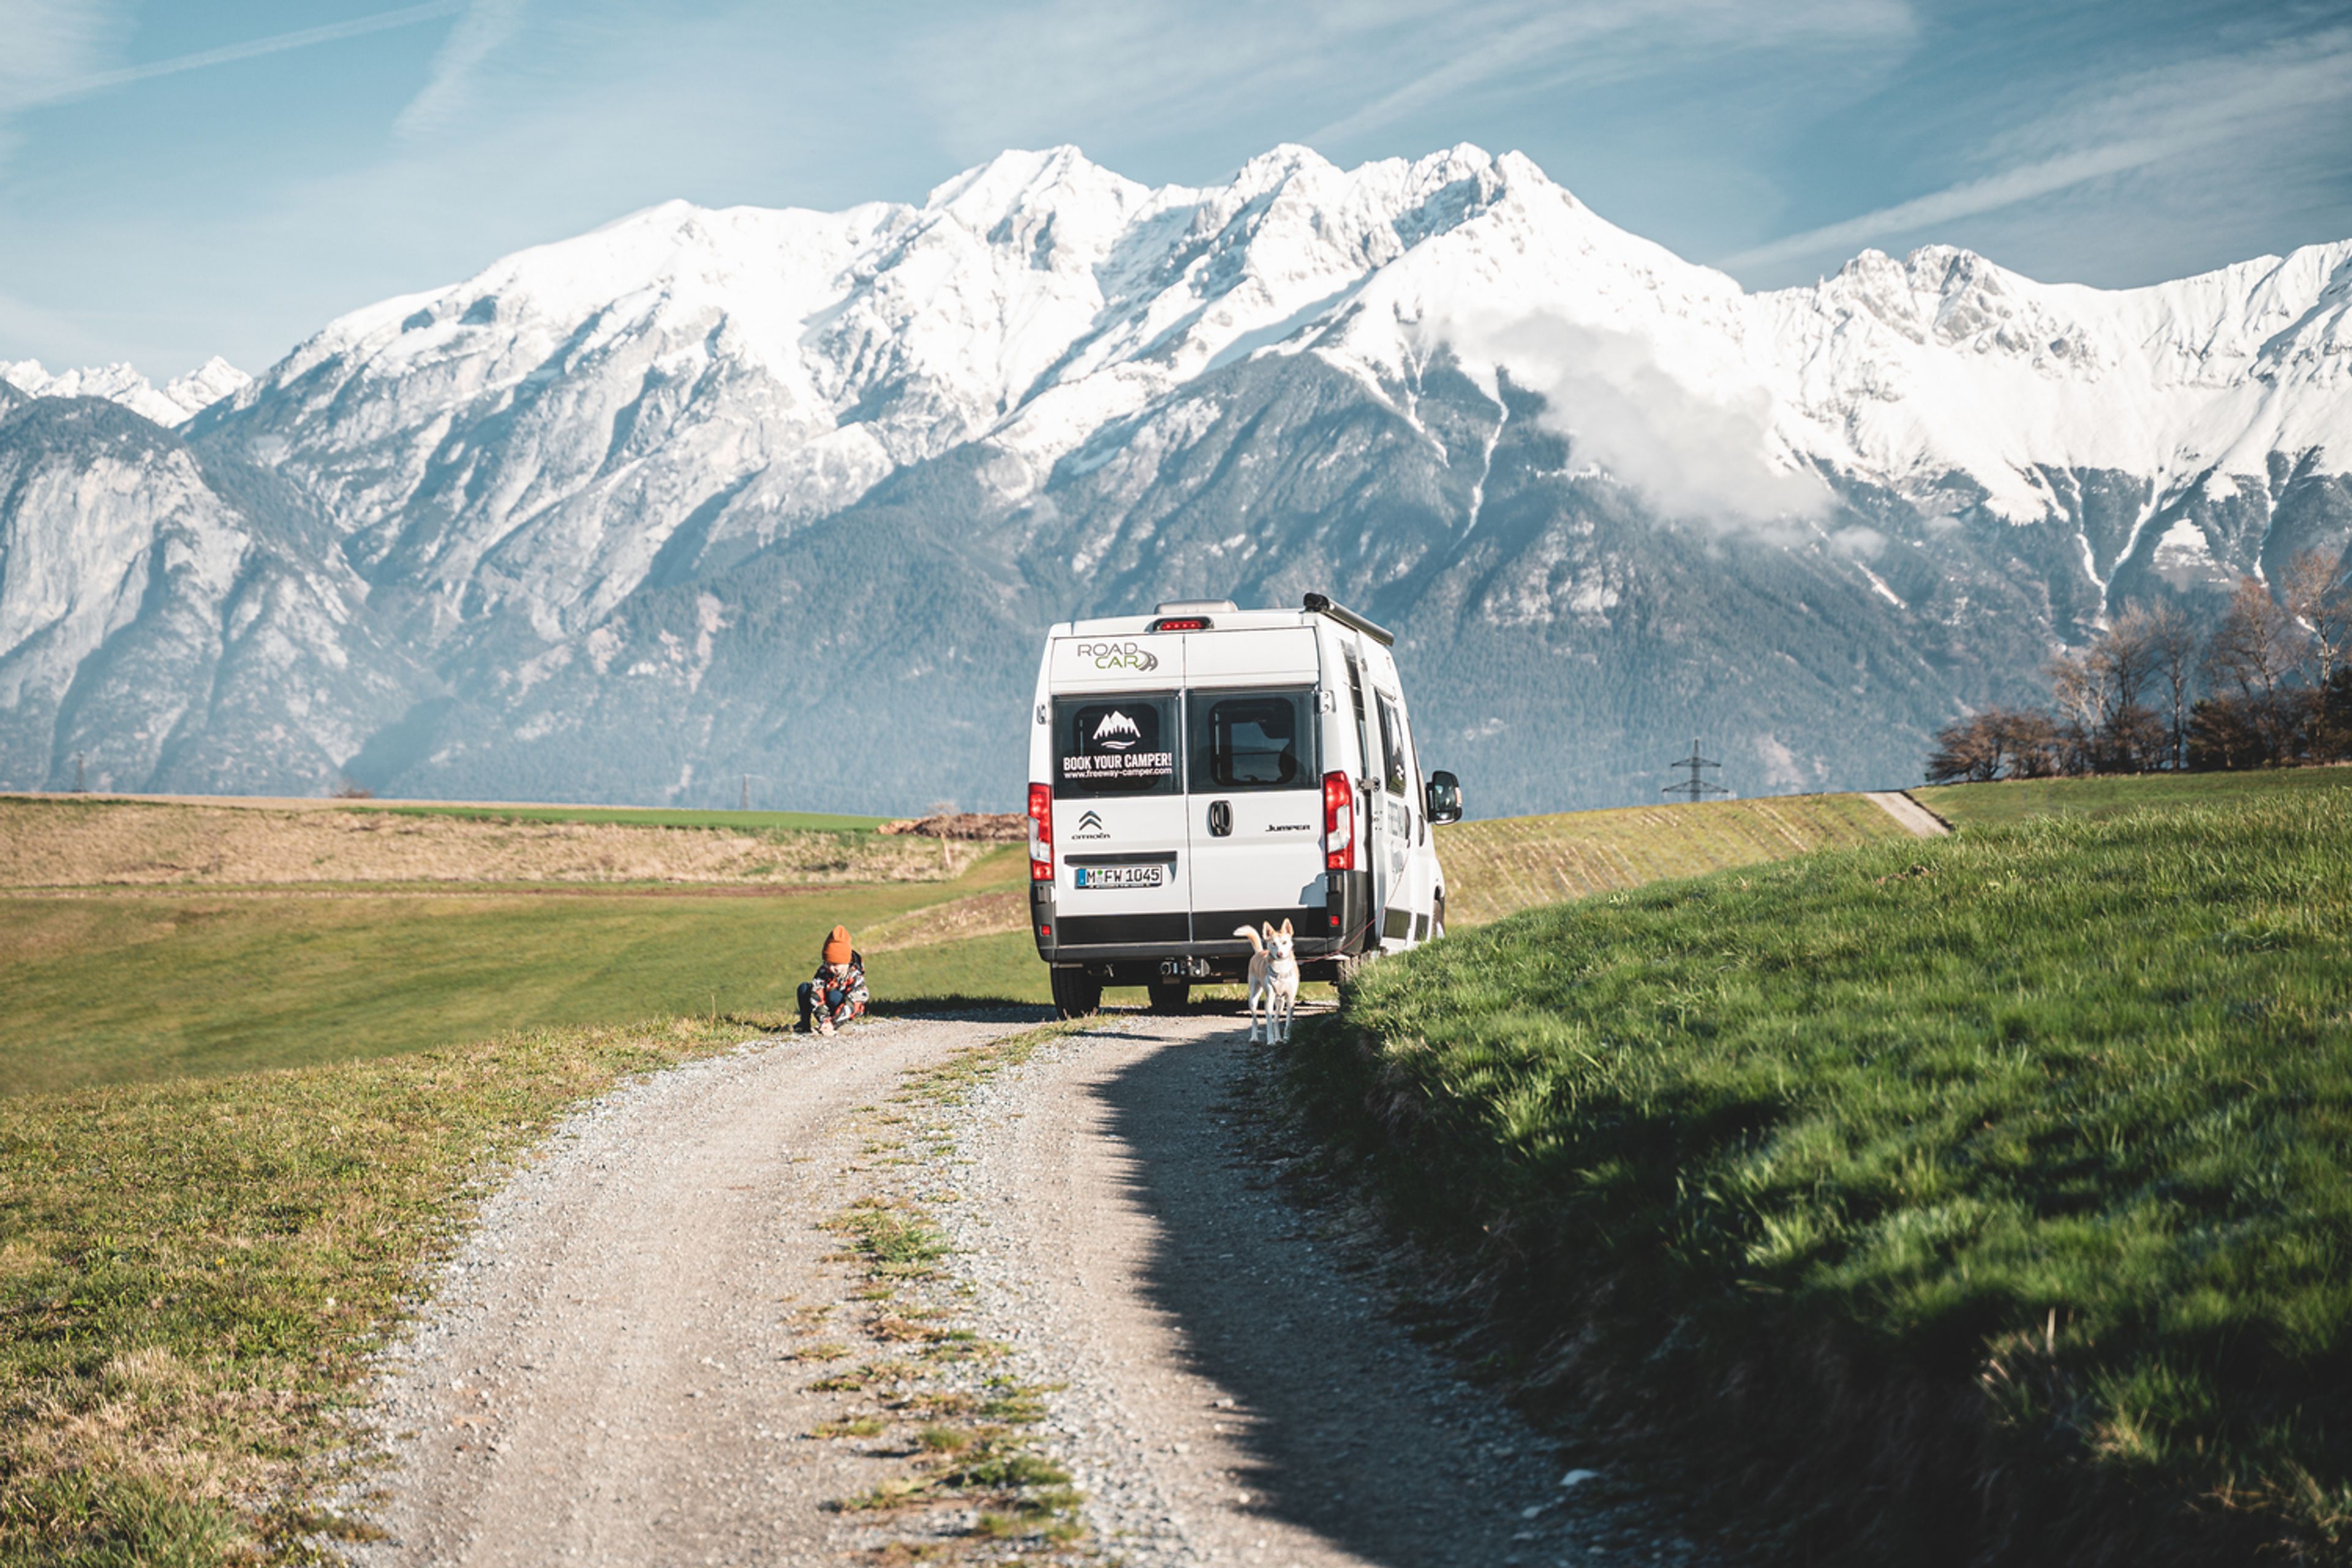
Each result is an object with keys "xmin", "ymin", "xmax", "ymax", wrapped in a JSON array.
[
  {"xmin": 1332, "ymin": 951, "xmax": 1373, "ymax": 995},
  {"xmin": 1145, "ymin": 979, "xmax": 1191, "ymax": 1014},
  {"xmin": 1050, "ymin": 966, "xmax": 1102, "ymax": 1020}
]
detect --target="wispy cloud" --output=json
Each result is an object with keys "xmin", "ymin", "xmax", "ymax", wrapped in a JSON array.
[
  {"xmin": 909, "ymin": 0, "xmax": 1914, "ymax": 167},
  {"xmin": 1308, "ymin": 0, "xmax": 1913, "ymax": 147},
  {"xmin": 1719, "ymin": 30, "xmax": 2352, "ymax": 275},
  {"xmin": 396, "ymin": 0, "xmax": 528, "ymax": 140},
  {"xmin": 0, "ymin": 0, "xmax": 123, "ymax": 115},
  {"xmin": 10, "ymin": 1, "xmax": 464, "ymax": 111}
]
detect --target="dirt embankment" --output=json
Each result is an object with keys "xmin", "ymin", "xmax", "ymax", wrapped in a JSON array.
[
  {"xmin": 877, "ymin": 811, "xmax": 1027, "ymax": 842},
  {"xmin": 0, "ymin": 801, "xmax": 993, "ymax": 888}
]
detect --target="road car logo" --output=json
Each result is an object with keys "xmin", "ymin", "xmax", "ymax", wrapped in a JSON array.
[
  {"xmin": 1091, "ymin": 712, "xmax": 1140, "ymax": 751},
  {"xmin": 1074, "ymin": 640, "xmax": 1159, "ymax": 673}
]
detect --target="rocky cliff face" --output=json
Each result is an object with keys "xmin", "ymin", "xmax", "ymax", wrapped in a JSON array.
[
  {"xmin": 0, "ymin": 398, "xmax": 412, "ymax": 794},
  {"xmin": 4, "ymin": 145, "xmax": 2348, "ymax": 810}
]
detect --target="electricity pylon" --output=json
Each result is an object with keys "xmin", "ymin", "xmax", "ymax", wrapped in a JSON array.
[{"xmin": 1662, "ymin": 738, "xmax": 1727, "ymax": 801}]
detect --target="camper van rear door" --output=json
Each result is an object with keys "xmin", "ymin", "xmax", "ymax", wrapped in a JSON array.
[
  {"xmin": 1049, "ymin": 692, "xmax": 1191, "ymax": 946},
  {"xmin": 1185, "ymin": 688, "xmax": 1325, "ymax": 941}
]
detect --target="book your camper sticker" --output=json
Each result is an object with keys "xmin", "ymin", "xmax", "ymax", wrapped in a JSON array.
[{"xmin": 1060, "ymin": 707, "xmax": 1174, "ymax": 784}]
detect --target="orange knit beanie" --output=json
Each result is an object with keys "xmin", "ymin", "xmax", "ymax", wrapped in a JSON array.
[{"xmin": 823, "ymin": 925, "xmax": 853, "ymax": 965}]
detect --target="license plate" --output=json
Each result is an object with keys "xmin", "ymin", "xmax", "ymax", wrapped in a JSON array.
[{"xmin": 1075, "ymin": 864, "xmax": 1163, "ymax": 889}]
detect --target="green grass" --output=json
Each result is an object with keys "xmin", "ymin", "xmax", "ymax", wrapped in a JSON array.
[
  {"xmin": 0, "ymin": 852, "xmax": 1044, "ymax": 1096},
  {"xmin": 0, "ymin": 1016, "xmax": 757, "ymax": 1566},
  {"xmin": 0, "ymin": 803, "xmax": 1054, "ymax": 1563},
  {"xmin": 365, "ymin": 802, "xmax": 888, "ymax": 832},
  {"xmin": 1917, "ymin": 766, "xmax": 2352, "ymax": 831},
  {"xmin": 1436, "ymin": 791, "xmax": 1907, "ymax": 925},
  {"xmin": 1294, "ymin": 790, "xmax": 2352, "ymax": 1564}
]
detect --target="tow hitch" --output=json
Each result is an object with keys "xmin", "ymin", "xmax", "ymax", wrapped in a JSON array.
[{"xmin": 1159, "ymin": 957, "xmax": 1212, "ymax": 979}]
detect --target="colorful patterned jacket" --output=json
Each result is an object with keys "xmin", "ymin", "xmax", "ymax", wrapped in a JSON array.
[{"xmin": 807, "ymin": 956, "xmax": 869, "ymax": 1023}]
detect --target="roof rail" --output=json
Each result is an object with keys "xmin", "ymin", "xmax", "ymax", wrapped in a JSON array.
[{"xmin": 1302, "ymin": 592, "xmax": 1394, "ymax": 647}]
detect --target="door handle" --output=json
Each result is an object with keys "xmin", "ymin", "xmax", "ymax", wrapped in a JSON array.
[{"xmin": 1207, "ymin": 800, "xmax": 1232, "ymax": 837}]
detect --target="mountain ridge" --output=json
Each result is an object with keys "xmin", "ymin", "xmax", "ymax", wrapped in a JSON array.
[{"xmin": 4, "ymin": 143, "xmax": 2348, "ymax": 811}]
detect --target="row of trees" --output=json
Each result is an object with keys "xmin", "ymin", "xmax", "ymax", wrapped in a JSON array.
[{"xmin": 1926, "ymin": 551, "xmax": 2352, "ymax": 782}]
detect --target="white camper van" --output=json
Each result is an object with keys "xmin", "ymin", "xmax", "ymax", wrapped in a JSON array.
[{"xmin": 1026, "ymin": 593, "xmax": 1463, "ymax": 1018}]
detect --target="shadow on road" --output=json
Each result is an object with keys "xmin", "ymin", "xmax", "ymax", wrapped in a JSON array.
[{"xmin": 1093, "ymin": 1023, "xmax": 1580, "ymax": 1567}]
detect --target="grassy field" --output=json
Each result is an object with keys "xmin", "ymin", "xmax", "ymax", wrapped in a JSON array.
[
  {"xmin": 0, "ymin": 783, "xmax": 1996, "ymax": 1562},
  {"xmin": 1917, "ymin": 765, "xmax": 2352, "ymax": 829},
  {"xmin": 1435, "ymin": 792, "xmax": 1906, "ymax": 925},
  {"xmin": 0, "ymin": 790, "xmax": 1910, "ymax": 1095},
  {"xmin": 1295, "ymin": 782, "xmax": 2352, "ymax": 1564},
  {"xmin": 0, "ymin": 792, "xmax": 1060, "ymax": 1564},
  {"xmin": 0, "ymin": 1018, "xmax": 762, "ymax": 1566},
  {"xmin": 0, "ymin": 853, "xmax": 1044, "ymax": 1097}
]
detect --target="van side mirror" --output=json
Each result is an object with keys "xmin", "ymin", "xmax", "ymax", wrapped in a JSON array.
[{"xmin": 1425, "ymin": 770, "xmax": 1463, "ymax": 825}]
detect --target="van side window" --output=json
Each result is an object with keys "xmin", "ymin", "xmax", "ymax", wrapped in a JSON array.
[
  {"xmin": 1188, "ymin": 690, "xmax": 1316, "ymax": 791},
  {"xmin": 1376, "ymin": 696, "xmax": 1409, "ymax": 796},
  {"xmin": 1346, "ymin": 657, "xmax": 1376, "ymax": 790},
  {"xmin": 1053, "ymin": 695, "xmax": 1178, "ymax": 797}
]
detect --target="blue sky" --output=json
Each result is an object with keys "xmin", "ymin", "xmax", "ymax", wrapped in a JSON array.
[{"xmin": 2, "ymin": 0, "xmax": 2347, "ymax": 377}]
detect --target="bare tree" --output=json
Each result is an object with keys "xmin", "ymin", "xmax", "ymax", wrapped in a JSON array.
[
  {"xmin": 2136, "ymin": 602, "xmax": 2198, "ymax": 771},
  {"xmin": 2090, "ymin": 611, "xmax": 2157, "ymax": 718},
  {"xmin": 2207, "ymin": 576, "xmax": 2301, "ymax": 701},
  {"xmin": 1926, "ymin": 714, "xmax": 2003, "ymax": 784},
  {"xmin": 2046, "ymin": 648, "xmax": 2111, "ymax": 772},
  {"xmin": 2089, "ymin": 610, "xmax": 2165, "ymax": 769},
  {"xmin": 1991, "ymin": 707, "xmax": 2064, "ymax": 777},
  {"xmin": 2204, "ymin": 576, "xmax": 2307, "ymax": 762},
  {"xmin": 2279, "ymin": 549, "xmax": 2352, "ymax": 688},
  {"xmin": 1925, "ymin": 707, "xmax": 2065, "ymax": 783}
]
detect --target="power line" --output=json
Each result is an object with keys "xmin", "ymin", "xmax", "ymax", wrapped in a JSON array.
[{"xmin": 1662, "ymin": 737, "xmax": 1727, "ymax": 801}]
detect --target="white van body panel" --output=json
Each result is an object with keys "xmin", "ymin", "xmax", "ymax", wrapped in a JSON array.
[
  {"xmin": 1182, "ymin": 627, "xmax": 1320, "ymax": 685},
  {"xmin": 1028, "ymin": 601, "xmax": 1447, "ymax": 981}
]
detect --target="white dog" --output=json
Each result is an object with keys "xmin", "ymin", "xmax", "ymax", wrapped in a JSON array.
[{"xmin": 1235, "ymin": 920, "xmax": 1300, "ymax": 1044}]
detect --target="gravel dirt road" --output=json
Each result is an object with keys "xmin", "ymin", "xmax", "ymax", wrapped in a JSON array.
[{"xmin": 349, "ymin": 1012, "xmax": 1706, "ymax": 1567}]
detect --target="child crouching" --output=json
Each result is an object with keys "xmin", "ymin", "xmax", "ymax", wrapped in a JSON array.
[{"xmin": 798, "ymin": 924, "xmax": 868, "ymax": 1036}]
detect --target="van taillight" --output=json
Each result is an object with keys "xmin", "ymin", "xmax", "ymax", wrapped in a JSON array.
[
  {"xmin": 1028, "ymin": 783, "xmax": 1054, "ymax": 881},
  {"xmin": 1323, "ymin": 771, "xmax": 1354, "ymax": 872}
]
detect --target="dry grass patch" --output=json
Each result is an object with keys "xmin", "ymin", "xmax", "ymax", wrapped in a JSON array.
[
  {"xmin": 1434, "ymin": 791, "xmax": 1905, "ymax": 925},
  {"xmin": 0, "ymin": 799, "xmax": 987, "ymax": 889},
  {"xmin": 859, "ymin": 891, "xmax": 1028, "ymax": 952}
]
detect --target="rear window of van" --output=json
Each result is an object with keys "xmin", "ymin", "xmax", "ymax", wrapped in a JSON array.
[
  {"xmin": 1188, "ymin": 689, "xmax": 1316, "ymax": 791},
  {"xmin": 1054, "ymin": 695, "xmax": 1178, "ymax": 796}
]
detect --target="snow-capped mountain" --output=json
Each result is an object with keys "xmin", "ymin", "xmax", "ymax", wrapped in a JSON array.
[
  {"xmin": 3, "ymin": 145, "xmax": 2348, "ymax": 809},
  {"xmin": 0, "ymin": 355, "xmax": 251, "ymax": 428}
]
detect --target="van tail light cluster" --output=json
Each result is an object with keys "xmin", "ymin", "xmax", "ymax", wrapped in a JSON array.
[
  {"xmin": 1028, "ymin": 783, "xmax": 1055, "ymax": 881},
  {"xmin": 1323, "ymin": 770, "xmax": 1355, "ymax": 872}
]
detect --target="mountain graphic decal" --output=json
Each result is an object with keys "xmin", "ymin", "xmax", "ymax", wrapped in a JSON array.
[{"xmin": 1092, "ymin": 711, "xmax": 1142, "ymax": 751}]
